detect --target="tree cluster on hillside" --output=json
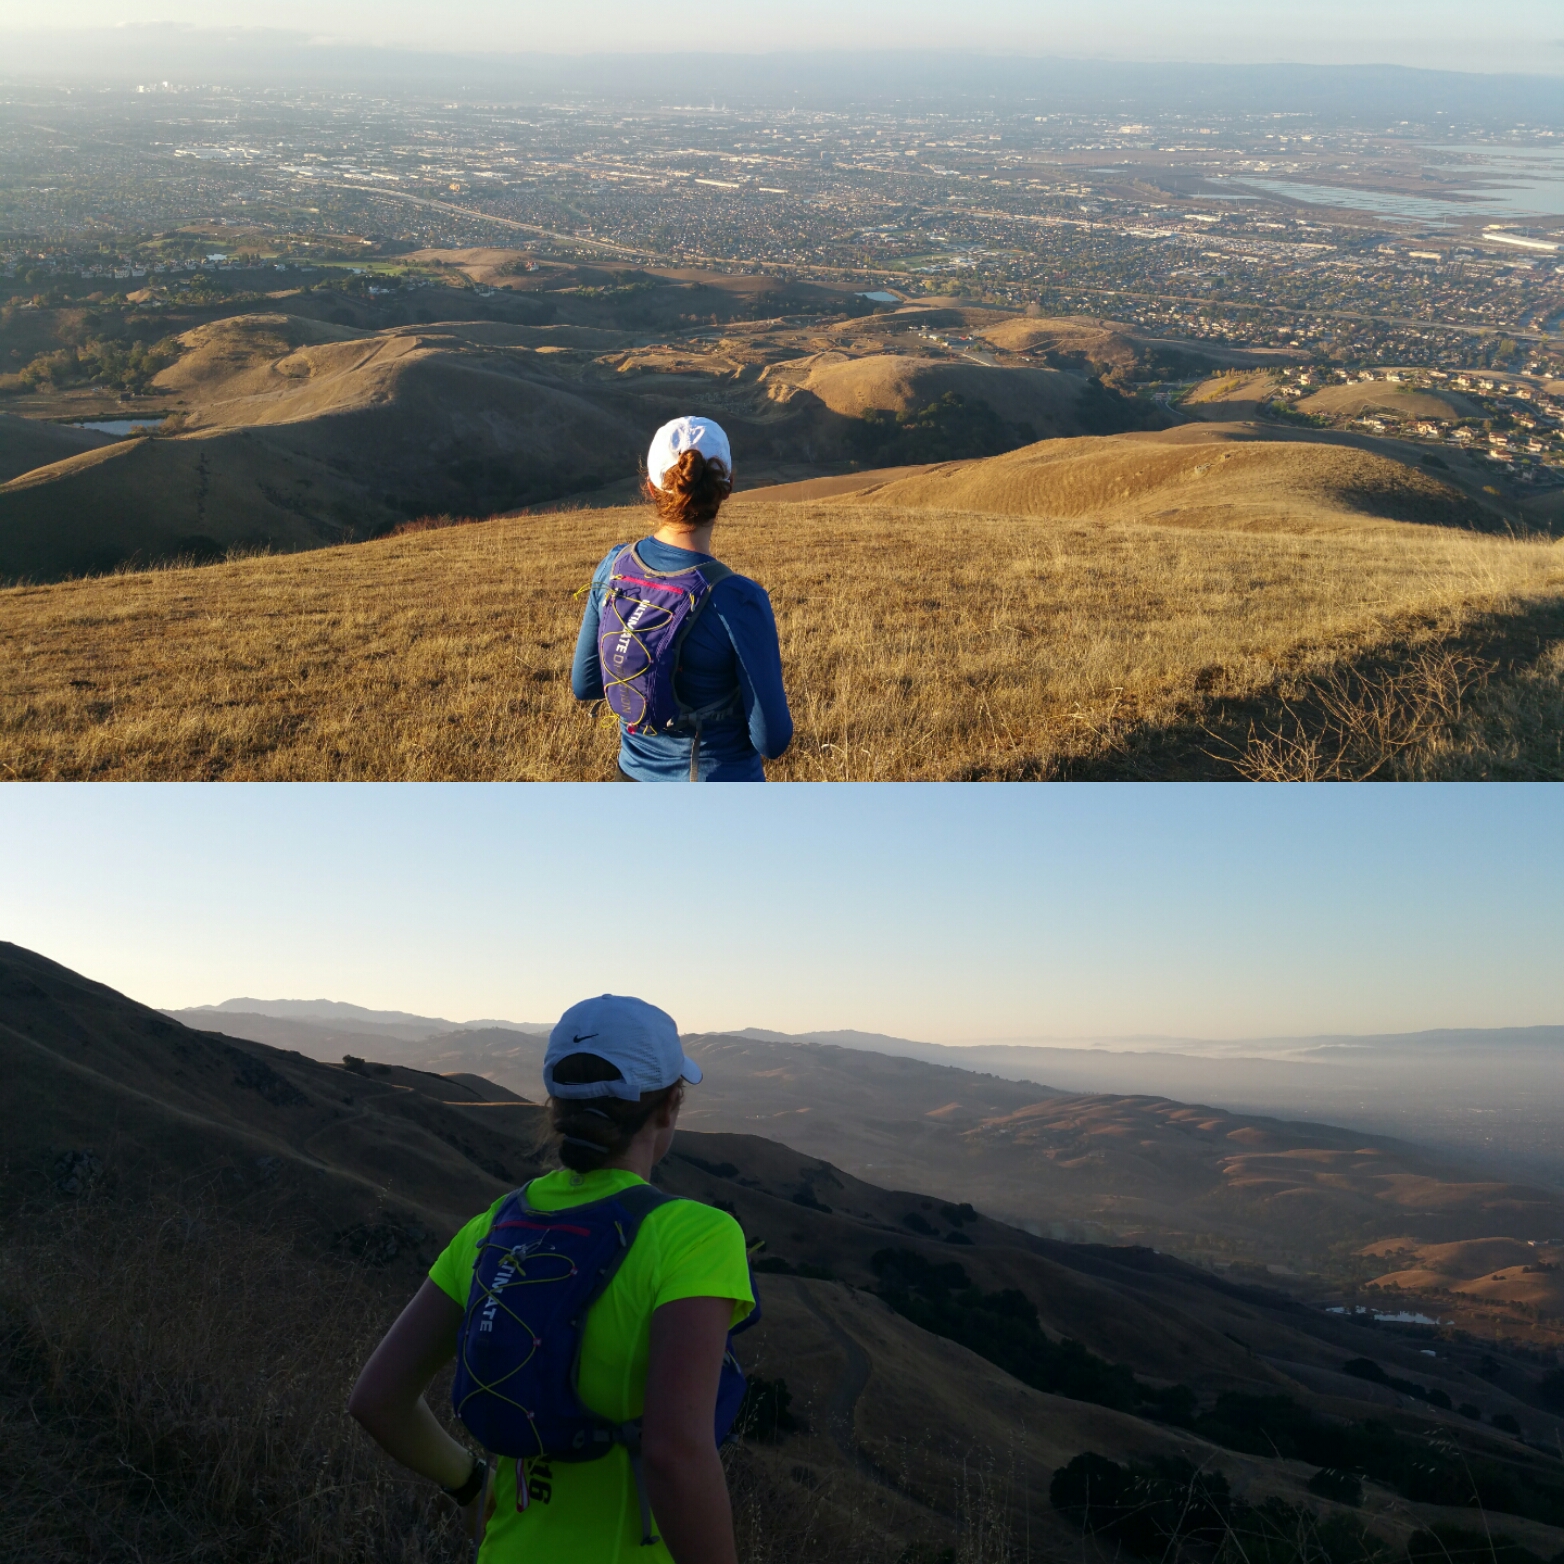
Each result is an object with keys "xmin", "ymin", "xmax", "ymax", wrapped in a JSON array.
[
  {"xmin": 874, "ymin": 1248, "xmax": 1564, "ymax": 1533},
  {"xmin": 19, "ymin": 335, "xmax": 180, "ymax": 395},
  {"xmin": 848, "ymin": 390, "xmax": 1035, "ymax": 465},
  {"xmin": 1052, "ymin": 1450, "xmax": 1564, "ymax": 1564},
  {"xmin": 870, "ymin": 1247, "xmax": 1194, "ymax": 1420},
  {"xmin": 1191, "ymin": 1392, "xmax": 1564, "ymax": 1526}
]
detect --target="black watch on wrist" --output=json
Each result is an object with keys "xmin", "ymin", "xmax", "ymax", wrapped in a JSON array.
[{"xmin": 443, "ymin": 1455, "xmax": 487, "ymax": 1507}]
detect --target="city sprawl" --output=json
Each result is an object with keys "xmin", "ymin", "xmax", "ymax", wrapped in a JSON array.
[{"xmin": 3, "ymin": 88, "xmax": 1562, "ymax": 476}]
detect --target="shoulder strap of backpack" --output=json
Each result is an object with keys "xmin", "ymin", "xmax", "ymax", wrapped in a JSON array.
[{"xmin": 613, "ymin": 1180, "xmax": 681, "ymax": 1227}]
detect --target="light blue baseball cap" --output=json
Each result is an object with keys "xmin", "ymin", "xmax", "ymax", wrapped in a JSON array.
[{"xmin": 544, "ymin": 994, "xmax": 704, "ymax": 1101}]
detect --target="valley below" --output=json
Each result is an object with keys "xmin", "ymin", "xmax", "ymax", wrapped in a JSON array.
[{"xmin": 176, "ymin": 1001, "xmax": 1564, "ymax": 1348}]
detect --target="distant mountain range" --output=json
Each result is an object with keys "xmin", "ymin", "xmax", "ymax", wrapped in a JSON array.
[
  {"xmin": 168, "ymin": 1008, "xmax": 1564, "ymax": 1186},
  {"xmin": 185, "ymin": 997, "xmax": 551, "ymax": 1035},
  {"xmin": 730, "ymin": 1024, "xmax": 1564, "ymax": 1184},
  {"xmin": 5, "ymin": 38, "xmax": 1559, "ymax": 121},
  {"xmin": 166, "ymin": 999, "xmax": 1564, "ymax": 1324}
]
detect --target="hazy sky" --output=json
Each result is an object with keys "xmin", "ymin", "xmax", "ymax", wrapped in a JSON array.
[
  {"xmin": 3, "ymin": 785, "xmax": 1560, "ymax": 1043},
  {"xmin": 0, "ymin": 2, "xmax": 1560, "ymax": 73}
]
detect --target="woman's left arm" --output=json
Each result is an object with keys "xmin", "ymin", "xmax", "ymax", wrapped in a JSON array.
[
  {"xmin": 348, "ymin": 1278, "xmax": 473, "ymax": 1491},
  {"xmin": 716, "ymin": 583, "xmax": 792, "ymax": 759},
  {"xmin": 641, "ymin": 1295, "xmax": 740, "ymax": 1564}
]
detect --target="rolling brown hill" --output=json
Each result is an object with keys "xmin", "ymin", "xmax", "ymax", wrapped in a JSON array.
[
  {"xmin": 1362, "ymin": 1237, "xmax": 1564, "ymax": 1322},
  {"xmin": 0, "ymin": 305, "xmax": 1165, "ymax": 582},
  {"xmin": 9, "ymin": 938, "xmax": 1564, "ymax": 1564},
  {"xmin": 0, "ymin": 412, "xmax": 115, "ymax": 483},
  {"xmin": 0, "ymin": 313, "xmax": 661, "ymax": 580},
  {"xmin": 975, "ymin": 314, "xmax": 1285, "ymax": 382},
  {"xmin": 836, "ymin": 424, "xmax": 1494, "ymax": 534},
  {"xmin": 781, "ymin": 354, "xmax": 1122, "ymax": 437},
  {"xmin": 1297, "ymin": 384, "xmax": 1483, "ymax": 423}
]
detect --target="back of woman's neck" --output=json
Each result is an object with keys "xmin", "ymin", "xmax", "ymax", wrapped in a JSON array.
[{"xmin": 651, "ymin": 525, "xmax": 715, "ymax": 555}]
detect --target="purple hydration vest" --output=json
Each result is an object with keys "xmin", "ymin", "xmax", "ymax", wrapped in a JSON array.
[
  {"xmin": 450, "ymin": 1180, "xmax": 757, "ymax": 1545},
  {"xmin": 597, "ymin": 544, "xmax": 737, "ymax": 780}
]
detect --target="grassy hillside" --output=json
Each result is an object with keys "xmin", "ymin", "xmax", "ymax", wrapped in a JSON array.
[
  {"xmin": 842, "ymin": 425, "xmax": 1492, "ymax": 533},
  {"xmin": 3, "ymin": 431, "xmax": 1562, "ymax": 779},
  {"xmin": 7, "ymin": 940, "xmax": 1564, "ymax": 1564},
  {"xmin": 1298, "ymin": 384, "xmax": 1484, "ymax": 423},
  {"xmin": 0, "ymin": 412, "xmax": 114, "ymax": 482}
]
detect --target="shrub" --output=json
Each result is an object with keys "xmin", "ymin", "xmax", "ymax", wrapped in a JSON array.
[
  {"xmin": 1308, "ymin": 1468, "xmax": 1364, "ymax": 1506},
  {"xmin": 1537, "ymin": 1368, "xmax": 1564, "ymax": 1412},
  {"xmin": 1050, "ymin": 1452, "xmax": 1231, "ymax": 1556},
  {"xmin": 736, "ymin": 1376, "xmax": 799, "ymax": 1443}
]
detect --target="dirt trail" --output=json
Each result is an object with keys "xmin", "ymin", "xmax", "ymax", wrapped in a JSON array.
[{"xmin": 792, "ymin": 1277, "xmax": 954, "ymax": 1516}]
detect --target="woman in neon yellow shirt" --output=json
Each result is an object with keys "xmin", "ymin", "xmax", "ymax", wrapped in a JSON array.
[{"xmin": 349, "ymin": 995, "xmax": 754, "ymax": 1563}]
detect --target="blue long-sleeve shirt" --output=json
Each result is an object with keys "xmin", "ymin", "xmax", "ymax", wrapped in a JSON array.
[{"xmin": 572, "ymin": 537, "xmax": 793, "ymax": 782}]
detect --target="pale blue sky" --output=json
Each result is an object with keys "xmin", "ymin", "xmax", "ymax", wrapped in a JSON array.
[
  {"xmin": 2, "ymin": 785, "xmax": 1560, "ymax": 1042},
  {"xmin": 0, "ymin": 2, "xmax": 1560, "ymax": 72}
]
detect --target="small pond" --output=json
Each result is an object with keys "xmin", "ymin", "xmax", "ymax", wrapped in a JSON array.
[{"xmin": 69, "ymin": 417, "xmax": 168, "ymax": 436}]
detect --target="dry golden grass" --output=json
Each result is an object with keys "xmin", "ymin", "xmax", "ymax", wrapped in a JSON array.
[
  {"xmin": 1297, "ymin": 382, "xmax": 1481, "ymax": 422},
  {"xmin": 0, "ymin": 1195, "xmax": 462, "ymax": 1564},
  {"xmin": 0, "ymin": 1191, "xmax": 1024, "ymax": 1564},
  {"xmin": 3, "ymin": 493, "xmax": 1563, "ymax": 780},
  {"xmin": 793, "ymin": 354, "xmax": 1089, "ymax": 434},
  {"xmin": 845, "ymin": 429, "xmax": 1488, "ymax": 533}
]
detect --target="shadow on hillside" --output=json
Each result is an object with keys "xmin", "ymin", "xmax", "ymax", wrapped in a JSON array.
[{"xmin": 1065, "ymin": 595, "xmax": 1564, "ymax": 781}]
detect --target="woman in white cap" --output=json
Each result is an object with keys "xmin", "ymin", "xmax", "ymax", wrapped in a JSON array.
[
  {"xmin": 349, "ymin": 994, "xmax": 752, "ymax": 1564},
  {"xmin": 571, "ymin": 416, "xmax": 792, "ymax": 781}
]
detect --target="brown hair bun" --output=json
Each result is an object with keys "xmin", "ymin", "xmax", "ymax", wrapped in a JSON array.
[{"xmin": 643, "ymin": 448, "xmax": 731, "ymax": 531}]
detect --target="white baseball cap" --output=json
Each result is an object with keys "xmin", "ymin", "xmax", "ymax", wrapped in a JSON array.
[
  {"xmin": 646, "ymin": 416, "xmax": 733, "ymax": 491},
  {"xmin": 544, "ymin": 994, "xmax": 704, "ymax": 1101}
]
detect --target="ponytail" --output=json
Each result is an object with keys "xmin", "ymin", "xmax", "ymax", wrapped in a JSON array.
[
  {"xmin": 643, "ymin": 448, "xmax": 731, "ymax": 531},
  {"xmin": 545, "ymin": 1052, "xmax": 683, "ymax": 1173}
]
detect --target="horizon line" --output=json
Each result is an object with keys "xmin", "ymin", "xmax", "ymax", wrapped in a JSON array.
[
  {"xmin": 0, "ymin": 34, "xmax": 1561, "ymax": 81},
  {"xmin": 169, "ymin": 1001, "xmax": 1564, "ymax": 1049}
]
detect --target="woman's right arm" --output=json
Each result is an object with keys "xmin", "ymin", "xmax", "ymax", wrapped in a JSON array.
[
  {"xmin": 348, "ymin": 1279, "xmax": 474, "ymax": 1493},
  {"xmin": 571, "ymin": 553, "xmax": 614, "ymax": 701},
  {"xmin": 641, "ymin": 1295, "xmax": 740, "ymax": 1564}
]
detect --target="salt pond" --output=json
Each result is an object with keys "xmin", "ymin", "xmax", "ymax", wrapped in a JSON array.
[{"xmin": 1237, "ymin": 143, "xmax": 1564, "ymax": 227}]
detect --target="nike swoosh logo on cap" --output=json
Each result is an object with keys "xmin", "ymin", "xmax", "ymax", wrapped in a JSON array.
[{"xmin": 572, "ymin": 1033, "xmax": 599, "ymax": 1044}]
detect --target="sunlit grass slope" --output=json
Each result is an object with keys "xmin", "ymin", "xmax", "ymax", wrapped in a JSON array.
[{"xmin": 3, "ymin": 470, "xmax": 1563, "ymax": 779}]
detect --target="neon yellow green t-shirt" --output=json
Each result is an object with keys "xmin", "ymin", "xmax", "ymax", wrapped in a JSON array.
[{"xmin": 429, "ymin": 1168, "xmax": 754, "ymax": 1564}]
